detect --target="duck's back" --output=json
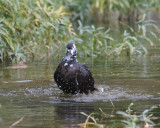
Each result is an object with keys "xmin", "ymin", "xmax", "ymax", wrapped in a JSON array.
[{"xmin": 54, "ymin": 60, "xmax": 95, "ymax": 94}]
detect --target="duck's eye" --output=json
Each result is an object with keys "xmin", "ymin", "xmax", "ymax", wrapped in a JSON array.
[{"xmin": 67, "ymin": 47, "xmax": 72, "ymax": 50}]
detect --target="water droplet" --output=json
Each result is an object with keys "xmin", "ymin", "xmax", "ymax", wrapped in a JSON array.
[
  {"xmin": 70, "ymin": 64, "xmax": 73, "ymax": 67},
  {"xmin": 64, "ymin": 63, "xmax": 68, "ymax": 66}
]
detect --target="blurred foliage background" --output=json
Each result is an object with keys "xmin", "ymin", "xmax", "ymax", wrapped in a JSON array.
[{"xmin": 0, "ymin": 0, "xmax": 160, "ymax": 64}]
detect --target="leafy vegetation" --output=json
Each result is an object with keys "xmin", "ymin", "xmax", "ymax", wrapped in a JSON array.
[
  {"xmin": 71, "ymin": 14, "xmax": 160, "ymax": 57},
  {"xmin": 0, "ymin": 0, "xmax": 74, "ymax": 63},
  {"xmin": 116, "ymin": 103, "xmax": 157, "ymax": 128},
  {"xmin": 80, "ymin": 103, "xmax": 158, "ymax": 128},
  {"xmin": 0, "ymin": 0, "xmax": 160, "ymax": 64}
]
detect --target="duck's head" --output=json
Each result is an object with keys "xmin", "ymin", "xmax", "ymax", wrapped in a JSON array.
[{"xmin": 64, "ymin": 42, "xmax": 77, "ymax": 62}]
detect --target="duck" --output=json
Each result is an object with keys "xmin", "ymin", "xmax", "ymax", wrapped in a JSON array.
[{"xmin": 54, "ymin": 42, "xmax": 96, "ymax": 94}]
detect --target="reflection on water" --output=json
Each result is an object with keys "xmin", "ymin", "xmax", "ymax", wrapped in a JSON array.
[{"xmin": 0, "ymin": 47, "xmax": 160, "ymax": 127}]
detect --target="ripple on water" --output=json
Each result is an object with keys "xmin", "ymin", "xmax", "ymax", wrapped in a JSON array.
[
  {"xmin": 0, "ymin": 84, "xmax": 154, "ymax": 103},
  {"xmin": 44, "ymin": 84, "xmax": 154, "ymax": 103}
]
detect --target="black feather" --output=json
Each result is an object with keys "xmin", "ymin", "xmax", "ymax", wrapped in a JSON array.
[
  {"xmin": 54, "ymin": 43, "xmax": 96, "ymax": 94},
  {"xmin": 66, "ymin": 42, "xmax": 74, "ymax": 49}
]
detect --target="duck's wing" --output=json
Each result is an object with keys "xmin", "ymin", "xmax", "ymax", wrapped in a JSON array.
[
  {"xmin": 76, "ymin": 64, "xmax": 95, "ymax": 93},
  {"xmin": 54, "ymin": 63, "xmax": 61, "ymax": 84},
  {"xmin": 54, "ymin": 60, "xmax": 65, "ymax": 83},
  {"xmin": 80, "ymin": 64, "xmax": 93, "ymax": 77},
  {"xmin": 54, "ymin": 61, "xmax": 79, "ymax": 93}
]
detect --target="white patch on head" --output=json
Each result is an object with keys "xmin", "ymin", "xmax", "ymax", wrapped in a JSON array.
[
  {"xmin": 64, "ymin": 63, "xmax": 68, "ymax": 66},
  {"xmin": 71, "ymin": 44, "xmax": 77, "ymax": 55},
  {"xmin": 65, "ymin": 43, "xmax": 77, "ymax": 57}
]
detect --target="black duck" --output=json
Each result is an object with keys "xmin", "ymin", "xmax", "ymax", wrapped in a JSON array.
[{"xmin": 54, "ymin": 43, "xmax": 96, "ymax": 94}]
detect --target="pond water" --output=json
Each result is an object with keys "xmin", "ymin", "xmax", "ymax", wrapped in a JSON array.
[{"xmin": 0, "ymin": 47, "xmax": 160, "ymax": 128}]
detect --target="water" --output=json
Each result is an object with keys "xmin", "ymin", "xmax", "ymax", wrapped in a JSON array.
[{"xmin": 0, "ymin": 47, "xmax": 160, "ymax": 128}]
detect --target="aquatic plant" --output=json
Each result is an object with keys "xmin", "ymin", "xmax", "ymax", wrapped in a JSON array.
[
  {"xmin": 70, "ymin": 20, "xmax": 113, "ymax": 57},
  {"xmin": 80, "ymin": 103, "xmax": 158, "ymax": 128},
  {"xmin": 71, "ymin": 14, "xmax": 160, "ymax": 57},
  {"xmin": 10, "ymin": 117, "xmax": 24, "ymax": 128},
  {"xmin": 79, "ymin": 112, "xmax": 104, "ymax": 128},
  {"xmin": 117, "ymin": 103, "xmax": 157, "ymax": 128},
  {"xmin": 109, "ymin": 14, "xmax": 160, "ymax": 56},
  {"xmin": 65, "ymin": 0, "xmax": 160, "ymax": 27},
  {"xmin": 64, "ymin": 0, "xmax": 93, "ymax": 25}
]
